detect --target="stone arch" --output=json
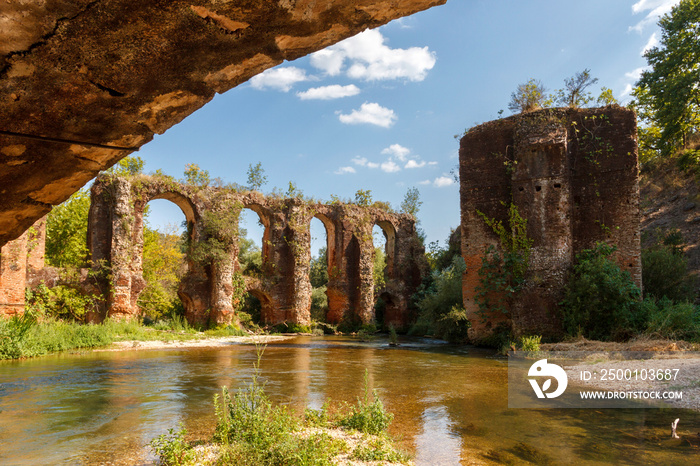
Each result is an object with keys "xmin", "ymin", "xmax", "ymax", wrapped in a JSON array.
[
  {"xmin": 373, "ymin": 219, "xmax": 397, "ymax": 281},
  {"xmin": 313, "ymin": 213, "xmax": 337, "ymax": 274}
]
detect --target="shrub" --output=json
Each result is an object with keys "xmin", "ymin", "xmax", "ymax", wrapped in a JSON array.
[
  {"xmin": 149, "ymin": 424, "xmax": 195, "ymax": 466},
  {"xmin": 310, "ymin": 286, "xmax": 328, "ymax": 321},
  {"xmin": 561, "ymin": 243, "xmax": 643, "ymax": 341},
  {"xmin": 336, "ymin": 370, "xmax": 393, "ymax": 435},
  {"xmin": 518, "ymin": 335, "xmax": 542, "ymax": 352},
  {"xmin": 0, "ymin": 312, "xmax": 37, "ymax": 359},
  {"xmin": 412, "ymin": 255, "xmax": 470, "ymax": 342},
  {"xmin": 642, "ymin": 244, "xmax": 697, "ymax": 303},
  {"xmin": 642, "ymin": 297, "xmax": 700, "ymax": 340},
  {"xmin": 26, "ymin": 284, "xmax": 99, "ymax": 322}
]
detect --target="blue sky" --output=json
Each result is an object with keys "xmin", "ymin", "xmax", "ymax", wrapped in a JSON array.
[{"xmin": 139, "ymin": 0, "xmax": 678, "ymax": 254}]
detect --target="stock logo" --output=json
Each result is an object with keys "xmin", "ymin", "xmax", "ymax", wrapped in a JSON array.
[{"xmin": 528, "ymin": 359, "xmax": 568, "ymax": 399}]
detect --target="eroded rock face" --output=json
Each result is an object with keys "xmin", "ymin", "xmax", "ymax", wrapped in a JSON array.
[
  {"xmin": 0, "ymin": 0, "xmax": 445, "ymax": 246},
  {"xmin": 459, "ymin": 107, "xmax": 641, "ymax": 341},
  {"xmin": 85, "ymin": 174, "xmax": 427, "ymax": 328}
]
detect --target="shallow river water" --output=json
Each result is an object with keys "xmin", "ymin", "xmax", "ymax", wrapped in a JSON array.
[{"xmin": 0, "ymin": 336, "xmax": 698, "ymax": 465}]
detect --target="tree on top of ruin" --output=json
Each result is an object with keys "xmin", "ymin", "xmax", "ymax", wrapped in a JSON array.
[
  {"xmin": 246, "ymin": 162, "xmax": 268, "ymax": 191},
  {"xmin": 183, "ymin": 163, "xmax": 211, "ymax": 187},
  {"xmin": 508, "ymin": 79, "xmax": 549, "ymax": 114},
  {"xmin": 400, "ymin": 187, "xmax": 422, "ymax": 217},
  {"xmin": 554, "ymin": 69, "xmax": 599, "ymax": 108}
]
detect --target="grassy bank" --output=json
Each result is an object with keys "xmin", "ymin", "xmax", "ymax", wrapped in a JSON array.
[
  {"xmin": 0, "ymin": 314, "xmax": 247, "ymax": 360},
  {"xmin": 150, "ymin": 349, "xmax": 410, "ymax": 466}
]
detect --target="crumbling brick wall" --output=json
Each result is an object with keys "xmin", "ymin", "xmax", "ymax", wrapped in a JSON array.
[
  {"xmin": 459, "ymin": 107, "xmax": 641, "ymax": 341},
  {"xmin": 0, "ymin": 216, "xmax": 47, "ymax": 315}
]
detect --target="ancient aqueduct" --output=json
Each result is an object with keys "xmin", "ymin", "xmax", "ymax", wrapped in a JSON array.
[{"xmin": 87, "ymin": 175, "xmax": 426, "ymax": 328}]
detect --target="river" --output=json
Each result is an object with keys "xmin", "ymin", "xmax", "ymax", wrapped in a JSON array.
[{"xmin": 0, "ymin": 336, "xmax": 697, "ymax": 465}]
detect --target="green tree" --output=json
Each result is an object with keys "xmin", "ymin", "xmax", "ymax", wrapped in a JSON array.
[
  {"xmin": 105, "ymin": 155, "xmax": 145, "ymax": 176},
  {"xmin": 138, "ymin": 226, "xmax": 186, "ymax": 319},
  {"xmin": 309, "ymin": 247, "xmax": 329, "ymax": 288},
  {"xmin": 635, "ymin": 0, "xmax": 700, "ymax": 154},
  {"xmin": 45, "ymin": 189, "xmax": 90, "ymax": 267},
  {"xmin": 183, "ymin": 163, "xmax": 211, "ymax": 187},
  {"xmin": 508, "ymin": 78, "xmax": 549, "ymax": 113},
  {"xmin": 596, "ymin": 87, "xmax": 618, "ymax": 106},
  {"xmin": 285, "ymin": 181, "xmax": 303, "ymax": 198},
  {"xmin": 561, "ymin": 243, "xmax": 643, "ymax": 341},
  {"xmin": 400, "ymin": 187, "xmax": 422, "ymax": 217},
  {"xmin": 555, "ymin": 69, "xmax": 598, "ymax": 108},
  {"xmin": 246, "ymin": 162, "xmax": 268, "ymax": 191},
  {"xmin": 373, "ymin": 246, "xmax": 386, "ymax": 292},
  {"xmin": 354, "ymin": 189, "xmax": 373, "ymax": 206}
]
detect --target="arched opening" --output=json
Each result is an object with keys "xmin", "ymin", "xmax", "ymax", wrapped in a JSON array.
[
  {"xmin": 372, "ymin": 221, "xmax": 397, "ymax": 327},
  {"xmin": 138, "ymin": 197, "xmax": 191, "ymax": 323},
  {"xmin": 234, "ymin": 206, "xmax": 267, "ymax": 325},
  {"xmin": 309, "ymin": 215, "xmax": 332, "ymax": 322}
]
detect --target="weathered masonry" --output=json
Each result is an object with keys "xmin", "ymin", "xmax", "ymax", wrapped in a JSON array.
[
  {"xmin": 459, "ymin": 107, "xmax": 641, "ymax": 341},
  {"xmin": 0, "ymin": 0, "xmax": 445, "ymax": 247},
  {"xmin": 87, "ymin": 175, "xmax": 426, "ymax": 328}
]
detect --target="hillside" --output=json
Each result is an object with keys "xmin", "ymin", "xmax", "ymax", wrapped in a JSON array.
[{"xmin": 639, "ymin": 155, "xmax": 700, "ymax": 296}]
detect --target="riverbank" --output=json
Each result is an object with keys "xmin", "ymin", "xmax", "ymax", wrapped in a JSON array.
[{"xmin": 97, "ymin": 333, "xmax": 293, "ymax": 352}]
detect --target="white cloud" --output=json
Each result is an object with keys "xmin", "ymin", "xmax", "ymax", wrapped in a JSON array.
[
  {"xmin": 338, "ymin": 102, "xmax": 397, "ymax": 128},
  {"xmin": 433, "ymin": 176, "xmax": 454, "ymax": 188},
  {"xmin": 381, "ymin": 144, "xmax": 411, "ymax": 161},
  {"xmin": 626, "ymin": 67, "xmax": 646, "ymax": 81},
  {"xmin": 352, "ymin": 156, "xmax": 368, "ymax": 166},
  {"xmin": 641, "ymin": 32, "xmax": 659, "ymax": 55},
  {"xmin": 250, "ymin": 66, "xmax": 308, "ymax": 91},
  {"xmin": 334, "ymin": 166, "xmax": 356, "ymax": 175},
  {"xmin": 297, "ymin": 84, "xmax": 360, "ymax": 100},
  {"xmin": 630, "ymin": 0, "xmax": 678, "ymax": 33},
  {"xmin": 418, "ymin": 180, "xmax": 431, "ymax": 185},
  {"xmin": 405, "ymin": 160, "xmax": 426, "ymax": 169},
  {"xmin": 620, "ymin": 66, "xmax": 647, "ymax": 98},
  {"xmin": 310, "ymin": 49, "xmax": 345, "ymax": 76},
  {"xmin": 310, "ymin": 29, "xmax": 436, "ymax": 82},
  {"xmin": 380, "ymin": 160, "xmax": 401, "ymax": 173},
  {"xmin": 367, "ymin": 162, "xmax": 379, "ymax": 169}
]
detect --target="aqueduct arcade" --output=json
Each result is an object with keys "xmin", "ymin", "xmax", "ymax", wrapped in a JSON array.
[{"xmin": 88, "ymin": 174, "xmax": 427, "ymax": 328}]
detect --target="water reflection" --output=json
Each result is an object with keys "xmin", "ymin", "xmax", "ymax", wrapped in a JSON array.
[{"xmin": 0, "ymin": 337, "xmax": 698, "ymax": 465}]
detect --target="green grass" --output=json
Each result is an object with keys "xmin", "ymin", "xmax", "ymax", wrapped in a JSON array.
[
  {"xmin": 0, "ymin": 316, "xmax": 244, "ymax": 360},
  {"xmin": 152, "ymin": 346, "xmax": 411, "ymax": 465}
]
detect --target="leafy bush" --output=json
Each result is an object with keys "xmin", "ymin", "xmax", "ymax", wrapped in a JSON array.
[
  {"xmin": 0, "ymin": 312, "xmax": 37, "ymax": 359},
  {"xmin": 518, "ymin": 335, "xmax": 542, "ymax": 352},
  {"xmin": 642, "ymin": 243, "xmax": 697, "ymax": 303},
  {"xmin": 561, "ymin": 243, "xmax": 643, "ymax": 341},
  {"xmin": 26, "ymin": 284, "xmax": 99, "ymax": 322},
  {"xmin": 642, "ymin": 297, "xmax": 700, "ymax": 340},
  {"xmin": 310, "ymin": 286, "xmax": 328, "ymax": 321},
  {"xmin": 149, "ymin": 424, "xmax": 195, "ymax": 466},
  {"xmin": 337, "ymin": 370, "xmax": 393, "ymax": 435},
  {"xmin": 411, "ymin": 255, "xmax": 470, "ymax": 342}
]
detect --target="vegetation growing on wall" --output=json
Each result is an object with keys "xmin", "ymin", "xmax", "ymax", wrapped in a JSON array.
[{"xmin": 474, "ymin": 203, "xmax": 533, "ymax": 321}]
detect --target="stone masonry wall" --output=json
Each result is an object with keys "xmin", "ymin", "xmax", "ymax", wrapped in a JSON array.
[
  {"xmin": 459, "ymin": 107, "xmax": 641, "ymax": 341},
  {"xmin": 0, "ymin": 216, "xmax": 46, "ymax": 315}
]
